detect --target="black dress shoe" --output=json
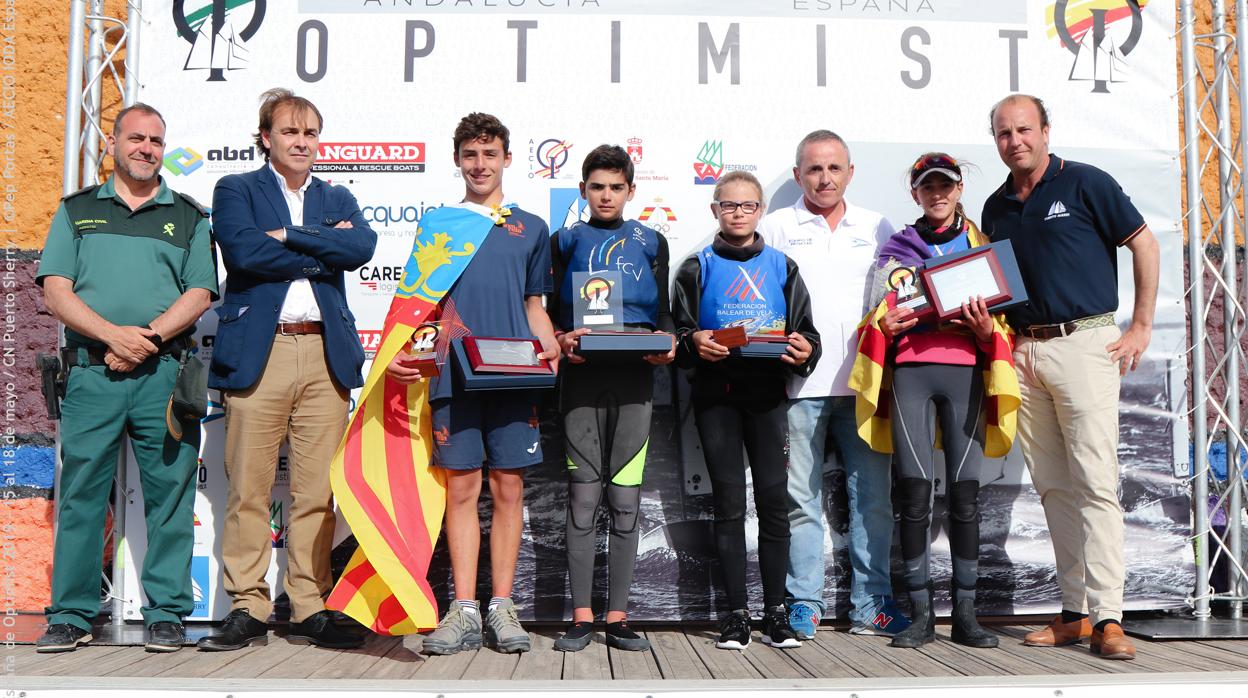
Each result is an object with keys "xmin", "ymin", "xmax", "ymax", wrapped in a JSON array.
[
  {"xmin": 145, "ymin": 621, "xmax": 187, "ymax": 652},
  {"xmin": 288, "ymin": 610, "xmax": 367, "ymax": 649},
  {"xmin": 197, "ymin": 609, "xmax": 269, "ymax": 651}
]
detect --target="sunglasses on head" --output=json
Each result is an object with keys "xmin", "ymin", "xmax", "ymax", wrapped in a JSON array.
[{"xmin": 912, "ymin": 154, "xmax": 958, "ymax": 172}]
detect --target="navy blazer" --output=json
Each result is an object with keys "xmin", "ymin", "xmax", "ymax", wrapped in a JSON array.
[{"xmin": 209, "ymin": 165, "xmax": 378, "ymax": 391}]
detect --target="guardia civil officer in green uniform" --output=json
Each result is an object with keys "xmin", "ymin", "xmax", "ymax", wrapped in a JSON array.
[{"xmin": 35, "ymin": 104, "xmax": 218, "ymax": 653}]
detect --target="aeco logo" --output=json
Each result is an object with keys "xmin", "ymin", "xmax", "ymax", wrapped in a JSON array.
[
  {"xmin": 1049, "ymin": 0, "xmax": 1146, "ymax": 94},
  {"xmin": 163, "ymin": 147, "xmax": 203, "ymax": 176},
  {"xmin": 530, "ymin": 138, "xmax": 573, "ymax": 179},
  {"xmin": 173, "ymin": 0, "xmax": 267, "ymax": 82}
]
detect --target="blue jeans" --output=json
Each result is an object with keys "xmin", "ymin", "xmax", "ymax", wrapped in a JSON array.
[{"xmin": 786, "ymin": 396, "xmax": 893, "ymax": 623}]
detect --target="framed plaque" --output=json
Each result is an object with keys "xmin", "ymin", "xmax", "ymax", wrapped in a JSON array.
[
  {"xmin": 920, "ymin": 239, "xmax": 1029, "ymax": 320},
  {"xmin": 736, "ymin": 334, "xmax": 791, "ymax": 359},
  {"xmin": 572, "ymin": 271, "xmax": 623, "ymax": 330},
  {"xmin": 578, "ymin": 330, "xmax": 674, "ymax": 359},
  {"xmin": 919, "ymin": 247, "xmax": 1012, "ymax": 322},
  {"xmin": 462, "ymin": 336, "xmax": 553, "ymax": 375},
  {"xmin": 452, "ymin": 339, "xmax": 556, "ymax": 391}
]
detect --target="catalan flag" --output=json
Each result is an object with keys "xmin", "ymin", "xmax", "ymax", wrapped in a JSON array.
[
  {"xmin": 849, "ymin": 228, "xmax": 1020, "ymax": 458},
  {"xmin": 326, "ymin": 203, "xmax": 506, "ymax": 634}
]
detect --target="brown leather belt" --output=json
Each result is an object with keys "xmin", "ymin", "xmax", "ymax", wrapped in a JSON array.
[
  {"xmin": 1019, "ymin": 313, "xmax": 1114, "ymax": 340},
  {"xmin": 276, "ymin": 321, "xmax": 324, "ymax": 335}
]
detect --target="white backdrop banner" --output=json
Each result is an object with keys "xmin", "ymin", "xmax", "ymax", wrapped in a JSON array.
[{"xmin": 122, "ymin": 0, "xmax": 1192, "ymax": 621}]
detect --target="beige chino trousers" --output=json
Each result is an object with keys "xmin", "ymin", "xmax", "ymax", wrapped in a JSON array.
[
  {"xmin": 1013, "ymin": 324, "xmax": 1125, "ymax": 625},
  {"xmin": 221, "ymin": 334, "xmax": 348, "ymax": 623}
]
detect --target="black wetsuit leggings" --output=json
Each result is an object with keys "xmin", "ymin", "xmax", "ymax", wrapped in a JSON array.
[
  {"xmin": 693, "ymin": 398, "xmax": 791, "ymax": 610},
  {"xmin": 561, "ymin": 361, "xmax": 654, "ymax": 613},
  {"xmin": 890, "ymin": 362, "xmax": 985, "ymax": 600}
]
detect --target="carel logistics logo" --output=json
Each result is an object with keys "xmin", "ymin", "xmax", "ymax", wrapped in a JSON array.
[
  {"xmin": 313, "ymin": 142, "xmax": 426, "ymax": 173},
  {"xmin": 1048, "ymin": 0, "xmax": 1146, "ymax": 94},
  {"xmin": 357, "ymin": 265, "xmax": 405, "ymax": 295}
]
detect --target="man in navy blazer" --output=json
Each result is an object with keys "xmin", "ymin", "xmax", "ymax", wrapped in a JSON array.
[{"xmin": 200, "ymin": 89, "xmax": 376, "ymax": 652}]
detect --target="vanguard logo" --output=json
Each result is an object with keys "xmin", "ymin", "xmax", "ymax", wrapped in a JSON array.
[
  {"xmin": 173, "ymin": 0, "xmax": 267, "ymax": 82},
  {"xmin": 1050, "ymin": 0, "xmax": 1145, "ymax": 94},
  {"xmin": 314, "ymin": 142, "xmax": 426, "ymax": 173}
]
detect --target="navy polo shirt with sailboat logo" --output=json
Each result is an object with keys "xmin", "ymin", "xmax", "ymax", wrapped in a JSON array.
[{"xmin": 980, "ymin": 154, "xmax": 1146, "ymax": 329}]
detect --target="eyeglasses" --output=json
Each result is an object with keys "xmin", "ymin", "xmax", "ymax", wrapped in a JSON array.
[{"xmin": 714, "ymin": 200, "xmax": 761, "ymax": 214}]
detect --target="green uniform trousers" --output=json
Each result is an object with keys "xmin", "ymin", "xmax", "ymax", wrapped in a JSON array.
[{"xmin": 47, "ymin": 352, "xmax": 199, "ymax": 630}]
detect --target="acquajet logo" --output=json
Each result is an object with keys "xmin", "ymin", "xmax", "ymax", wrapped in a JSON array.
[
  {"xmin": 362, "ymin": 202, "xmax": 440, "ymax": 228},
  {"xmin": 530, "ymin": 138, "xmax": 574, "ymax": 179},
  {"xmin": 1049, "ymin": 0, "xmax": 1146, "ymax": 93},
  {"xmin": 174, "ymin": 0, "xmax": 267, "ymax": 82},
  {"xmin": 357, "ymin": 265, "xmax": 405, "ymax": 295},
  {"xmin": 314, "ymin": 142, "xmax": 426, "ymax": 173}
]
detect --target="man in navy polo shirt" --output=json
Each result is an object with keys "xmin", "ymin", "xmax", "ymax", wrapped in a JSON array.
[{"xmin": 981, "ymin": 94, "xmax": 1159, "ymax": 661}]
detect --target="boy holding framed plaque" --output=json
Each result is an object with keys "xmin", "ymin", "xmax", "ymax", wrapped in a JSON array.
[
  {"xmin": 546, "ymin": 144, "xmax": 675, "ymax": 652},
  {"xmin": 671, "ymin": 171, "xmax": 819, "ymax": 651},
  {"xmin": 849, "ymin": 153, "xmax": 1020, "ymax": 650},
  {"xmin": 385, "ymin": 113, "xmax": 560, "ymax": 656}
]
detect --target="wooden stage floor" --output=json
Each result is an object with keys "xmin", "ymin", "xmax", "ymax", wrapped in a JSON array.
[{"xmin": 11, "ymin": 622, "xmax": 1248, "ymax": 684}]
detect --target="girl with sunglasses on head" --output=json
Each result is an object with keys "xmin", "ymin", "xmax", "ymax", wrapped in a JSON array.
[
  {"xmin": 672, "ymin": 170, "xmax": 820, "ymax": 651},
  {"xmin": 849, "ymin": 153, "xmax": 1020, "ymax": 649}
]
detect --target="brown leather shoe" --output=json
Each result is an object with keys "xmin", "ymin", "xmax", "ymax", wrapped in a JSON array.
[
  {"xmin": 1022, "ymin": 615, "xmax": 1093, "ymax": 646},
  {"xmin": 1090, "ymin": 623, "xmax": 1136, "ymax": 660}
]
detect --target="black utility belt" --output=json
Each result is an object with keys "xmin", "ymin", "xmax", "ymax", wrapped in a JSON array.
[{"xmin": 62, "ymin": 335, "xmax": 192, "ymax": 367}]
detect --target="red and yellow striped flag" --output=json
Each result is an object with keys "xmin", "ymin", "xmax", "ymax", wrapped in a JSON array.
[{"xmin": 326, "ymin": 204, "xmax": 501, "ymax": 634}]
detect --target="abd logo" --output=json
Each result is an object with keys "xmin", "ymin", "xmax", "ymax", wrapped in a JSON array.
[
  {"xmin": 1049, "ymin": 0, "xmax": 1146, "ymax": 94},
  {"xmin": 173, "ymin": 0, "xmax": 267, "ymax": 82}
]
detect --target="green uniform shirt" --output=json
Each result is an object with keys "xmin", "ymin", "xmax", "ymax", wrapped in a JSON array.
[{"xmin": 37, "ymin": 176, "xmax": 218, "ymax": 347}]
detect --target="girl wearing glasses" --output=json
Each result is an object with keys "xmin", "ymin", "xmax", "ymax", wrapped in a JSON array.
[
  {"xmin": 672, "ymin": 171, "xmax": 820, "ymax": 651},
  {"xmin": 850, "ymin": 153, "xmax": 1019, "ymax": 649}
]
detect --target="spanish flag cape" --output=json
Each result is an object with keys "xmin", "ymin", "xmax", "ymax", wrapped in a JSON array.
[
  {"xmin": 325, "ymin": 202, "xmax": 507, "ymax": 635},
  {"xmin": 848, "ymin": 224, "xmax": 1020, "ymax": 458}
]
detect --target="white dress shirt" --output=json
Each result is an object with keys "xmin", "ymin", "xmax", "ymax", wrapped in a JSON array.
[
  {"xmin": 271, "ymin": 163, "xmax": 322, "ymax": 323},
  {"xmin": 760, "ymin": 197, "xmax": 892, "ymax": 398}
]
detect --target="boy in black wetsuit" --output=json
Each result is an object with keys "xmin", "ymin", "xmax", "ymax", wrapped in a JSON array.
[{"xmin": 547, "ymin": 145, "xmax": 676, "ymax": 652}]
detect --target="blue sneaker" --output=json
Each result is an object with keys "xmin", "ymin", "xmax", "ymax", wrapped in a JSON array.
[
  {"xmin": 788, "ymin": 601, "xmax": 820, "ymax": 640},
  {"xmin": 849, "ymin": 597, "xmax": 912, "ymax": 636}
]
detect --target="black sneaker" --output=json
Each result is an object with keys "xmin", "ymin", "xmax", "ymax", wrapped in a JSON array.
[
  {"xmin": 145, "ymin": 621, "xmax": 187, "ymax": 653},
  {"xmin": 554, "ymin": 621, "xmax": 594, "ymax": 652},
  {"xmin": 761, "ymin": 605, "xmax": 802, "ymax": 649},
  {"xmin": 36, "ymin": 623, "xmax": 92, "ymax": 653},
  {"xmin": 716, "ymin": 609, "xmax": 751, "ymax": 651},
  {"xmin": 605, "ymin": 620, "xmax": 651, "ymax": 651}
]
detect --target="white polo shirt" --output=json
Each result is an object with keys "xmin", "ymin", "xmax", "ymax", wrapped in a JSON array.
[{"xmin": 760, "ymin": 197, "xmax": 892, "ymax": 398}]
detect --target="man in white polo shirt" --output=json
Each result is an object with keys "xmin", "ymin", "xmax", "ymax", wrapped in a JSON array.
[{"xmin": 760, "ymin": 130, "xmax": 908, "ymax": 639}]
